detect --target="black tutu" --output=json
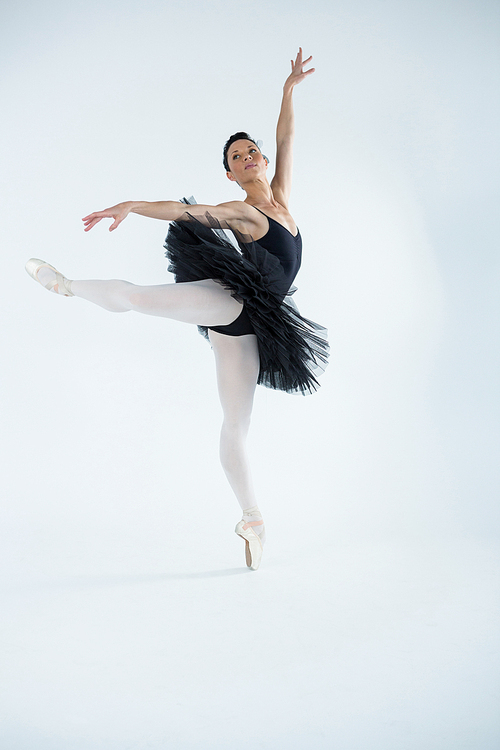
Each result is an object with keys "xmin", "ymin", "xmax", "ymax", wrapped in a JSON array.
[{"xmin": 164, "ymin": 201, "xmax": 329, "ymax": 395}]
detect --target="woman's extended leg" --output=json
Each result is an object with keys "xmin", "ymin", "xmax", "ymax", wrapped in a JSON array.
[
  {"xmin": 30, "ymin": 261, "xmax": 244, "ymax": 327},
  {"xmin": 208, "ymin": 329, "xmax": 266, "ymax": 545},
  {"xmin": 71, "ymin": 278, "xmax": 244, "ymax": 327}
]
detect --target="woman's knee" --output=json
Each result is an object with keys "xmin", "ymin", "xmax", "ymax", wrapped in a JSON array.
[
  {"xmin": 221, "ymin": 414, "xmax": 252, "ymax": 438},
  {"xmin": 127, "ymin": 285, "xmax": 149, "ymax": 310},
  {"xmin": 100, "ymin": 280, "xmax": 135, "ymax": 313}
]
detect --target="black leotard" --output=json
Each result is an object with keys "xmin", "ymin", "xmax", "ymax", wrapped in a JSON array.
[
  {"xmin": 208, "ymin": 207, "xmax": 302, "ymax": 336},
  {"xmin": 164, "ymin": 201, "xmax": 328, "ymax": 393}
]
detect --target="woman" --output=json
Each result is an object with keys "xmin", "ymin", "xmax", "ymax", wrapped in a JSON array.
[{"xmin": 25, "ymin": 48, "xmax": 328, "ymax": 571}]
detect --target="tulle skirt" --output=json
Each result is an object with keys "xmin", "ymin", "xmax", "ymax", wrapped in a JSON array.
[{"xmin": 164, "ymin": 207, "xmax": 329, "ymax": 395}]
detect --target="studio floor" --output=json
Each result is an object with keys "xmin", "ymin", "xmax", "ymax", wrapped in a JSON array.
[{"xmin": 1, "ymin": 522, "xmax": 498, "ymax": 749}]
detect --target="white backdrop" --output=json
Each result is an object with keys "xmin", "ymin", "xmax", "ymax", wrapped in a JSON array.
[{"xmin": 1, "ymin": 1, "xmax": 499, "ymax": 748}]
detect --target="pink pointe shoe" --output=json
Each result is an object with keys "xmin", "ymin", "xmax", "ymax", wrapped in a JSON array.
[
  {"xmin": 235, "ymin": 509, "xmax": 265, "ymax": 571},
  {"xmin": 25, "ymin": 258, "xmax": 74, "ymax": 296}
]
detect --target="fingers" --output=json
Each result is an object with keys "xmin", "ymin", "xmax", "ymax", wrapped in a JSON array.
[
  {"xmin": 82, "ymin": 214, "xmax": 103, "ymax": 232},
  {"xmin": 291, "ymin": 48, "xmax": 313, "ymax": 75},
  {"xmin": 82, "ymin": 210, "xmax": 111, "ymax": 219},
  {"xmin": 84, "ymin": 221, "xmax": 100, "ymax": 232},
  {"xmin": 82, "ymin": 211, "xmax": 106, "ymax": 225},
  {"xmin": 295, "ymin": 47, "xmax": 312, "ymax": 62},
  {"xmin": 82, "ymin": 209, "xmax": 117, "ymax": 232}
]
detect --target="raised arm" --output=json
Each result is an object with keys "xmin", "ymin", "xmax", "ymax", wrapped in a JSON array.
[{"xmin": 270, "ymin": 48, "xmax": 315, "ymax": 209}]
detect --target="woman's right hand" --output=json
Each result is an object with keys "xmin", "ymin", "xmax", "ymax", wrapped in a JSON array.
[
  {"xmin": 283, "ymin": 47, "xmax": 315, "ymax": 93},
  {"xmin": 82, "ymin": 201, "xmax": 133, "ymax": 232}
]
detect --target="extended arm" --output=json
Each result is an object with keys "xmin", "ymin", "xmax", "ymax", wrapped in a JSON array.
[
  {"xmin": 82, "ymin": 201, "xmax": 192, "ymax": 232},
  {"xmin": 82, "ymin": 200, "xmax": 255, "ymax": 233},
  {"xmin": 271, "ymin": 48, "xmax": 315, "ymax": 208}
]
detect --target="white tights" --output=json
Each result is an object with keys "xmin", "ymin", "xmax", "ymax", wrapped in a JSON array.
[
  {"xmin": 70, "ymin": 277, "xmax": 243, "ymax": 325},
  {"xmin": 68, "ymin": 276, "xmax": 265, "ymax": 535}
]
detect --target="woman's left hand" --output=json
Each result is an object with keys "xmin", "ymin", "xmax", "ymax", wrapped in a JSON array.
[
  {"xmin": 82, "ymin": 202, "xmax": 133, "ymax": 232},
  {"xmin": 284, "ymin": 47, "xmax": 315, "ymax": 91}
]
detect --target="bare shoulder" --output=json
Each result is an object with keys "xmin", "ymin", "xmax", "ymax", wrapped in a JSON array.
[
  {"xmin": 217, "ymin": 200, "xmax": 256, "ymax": 220},
  {"xmin": 179, "ymin": 200, "xmax": 265, "ymax": 236},
  {"xmin": 214, "ymin": 201, "xmax": 264, "ymax": 235}
]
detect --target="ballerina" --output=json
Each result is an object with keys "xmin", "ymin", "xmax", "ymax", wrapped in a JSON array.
[{"xmin": 26, "ymin": 48, "xmax": 328, "ymax": 571}]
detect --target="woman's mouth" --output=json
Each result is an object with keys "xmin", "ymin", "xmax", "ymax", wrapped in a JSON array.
[{"xmin": 245, "ymin": 164, "xmax": 256, "ymax": 169}]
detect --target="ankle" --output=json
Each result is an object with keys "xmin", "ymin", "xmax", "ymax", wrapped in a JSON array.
[
  {"xmin": 36, "ymin": 265, "xmax": 73, "ymax": 296},
  {"xmin": 242, "ymin": 505, "xmax": 262, "ymax": 521},
  {"xmin": 241, "ymin": 506, "xmax": 266, "ymax": 544}
]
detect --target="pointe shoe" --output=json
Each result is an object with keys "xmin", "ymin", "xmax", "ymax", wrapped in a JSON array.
[
  {"xmin": 25, "ymin": 258, "xmax": 74, "ymax": 296},
  {"xmin": 235, "ymin": 519, "xmax": 263, "ymax": 571}
]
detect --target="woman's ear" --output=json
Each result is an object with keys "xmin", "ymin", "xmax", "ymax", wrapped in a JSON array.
[{"xmin": 227, "ymin": 171, "xmax": 243, "ymax": 189}]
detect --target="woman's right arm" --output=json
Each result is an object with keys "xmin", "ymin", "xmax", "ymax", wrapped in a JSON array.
[{"xmin": 82, "ymin": 200, "xmax": 257, "ymax": 233}]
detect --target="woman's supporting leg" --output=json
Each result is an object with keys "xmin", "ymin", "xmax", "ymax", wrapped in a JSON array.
[
  {"xmin": 30, "ymin": 260, "xmax": 266, "ymax": 540},
  {"xmin": 208, "ymin": 330, "xmax": 265, "ymax": 542}
]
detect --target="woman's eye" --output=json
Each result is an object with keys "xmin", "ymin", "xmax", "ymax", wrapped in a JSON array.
[{"xmin": 233, "ymin": 154, "xmax": 239, "ymax": 160}]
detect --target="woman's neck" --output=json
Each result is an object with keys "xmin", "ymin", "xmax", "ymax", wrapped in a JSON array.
[{"xmin": 243, "ymin": 181, "xmax": 278, "ymax": 208}]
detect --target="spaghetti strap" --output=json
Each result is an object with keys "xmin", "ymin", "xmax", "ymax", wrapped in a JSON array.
[{"xmin": 249, "ymin": 205, "xmax": 299, "ymax": 239}]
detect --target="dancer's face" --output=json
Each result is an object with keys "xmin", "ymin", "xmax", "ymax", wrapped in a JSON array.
[{"xmin": 226, "ymin": 140, "xmax": 268, "ymax": 186}]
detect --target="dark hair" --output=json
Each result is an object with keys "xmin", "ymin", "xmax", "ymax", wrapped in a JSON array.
[{"xmin": 223, "ymin": 131, "xmax": 259, "ymax": 172}]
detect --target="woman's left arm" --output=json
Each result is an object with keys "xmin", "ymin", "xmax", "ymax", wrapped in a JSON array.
[{"xmin": 271, "ymin": 48, "xmax": 315, "ymax": 208}]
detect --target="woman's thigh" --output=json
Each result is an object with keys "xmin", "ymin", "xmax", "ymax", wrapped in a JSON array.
[
  {"xmin": 208, "ymin": 330, "xmax": 260, "ymax": 423},
  {"xmin": 128, "ymin": 278, "xmax": 244, "ymax": 326}
]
